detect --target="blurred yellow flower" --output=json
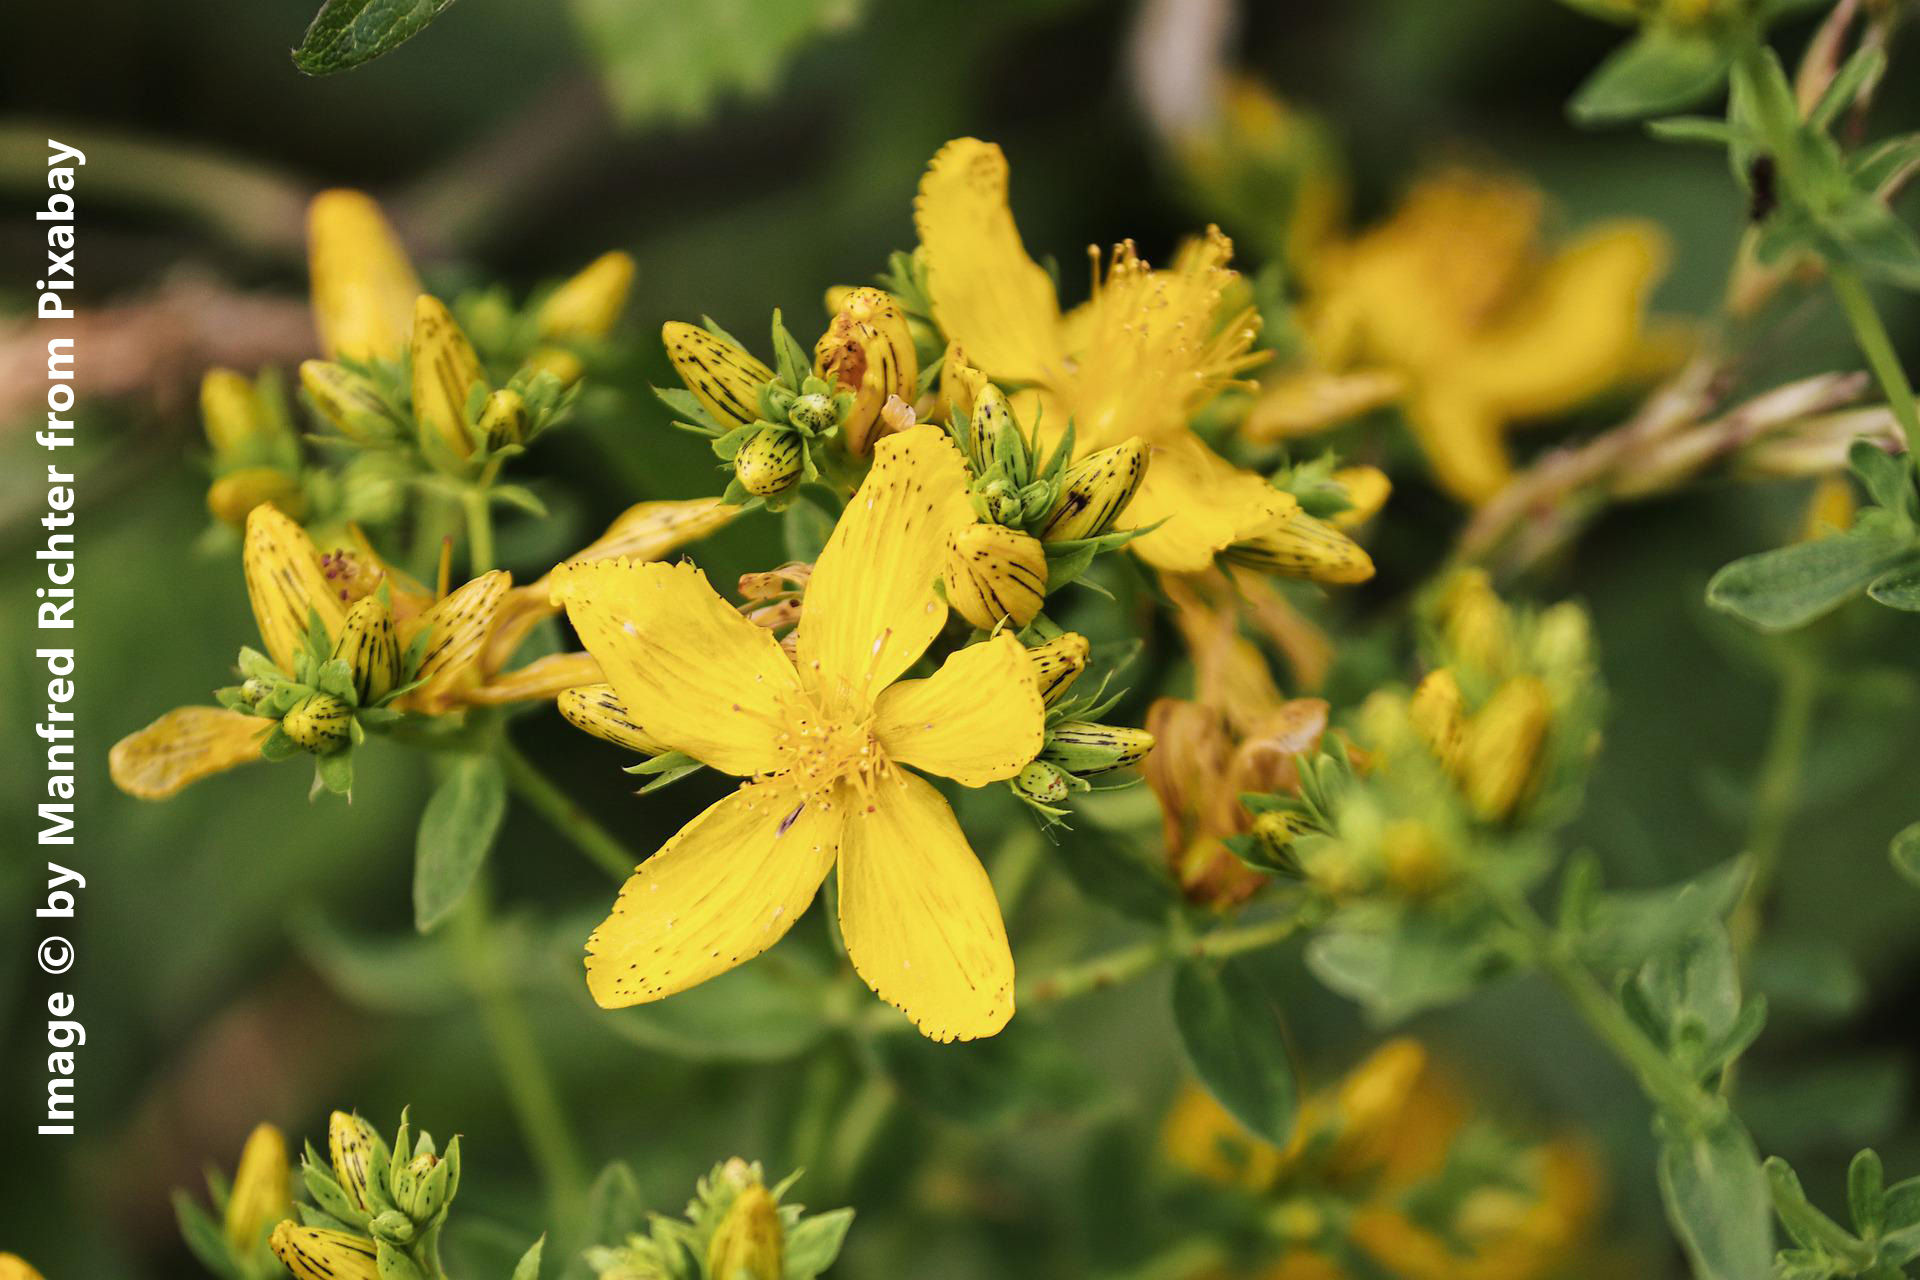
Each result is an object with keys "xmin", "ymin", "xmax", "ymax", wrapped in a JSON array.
[
  {"xmin": 916, "ymin": 137, "xmax": 1349, "ymax": 576},
  {"xmin": 551, "ymin": 427, "xmax": 1045, "ymax": 1041},
  {"xmin": 1250, "ymin": 169, "xmax": 1668, "ymax": 504},
  {"xmin": 224, "ymin": 1122, "xmax": 292, "ymax": 1252},
  {"xmin": 0, "ymin": 1255, "xmax": 46, "ymax": 1280},
  {"xmin": 307, "ymin": 189, "xmax": 421, "ymax": 364}
]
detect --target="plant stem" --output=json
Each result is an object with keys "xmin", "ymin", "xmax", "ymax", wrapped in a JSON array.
[
  {"xmin": 1495, "ymin": 892, "xmax": 1723, "ymax": 1132},
  {"xmin": 498, "ymin": 738, "xmax": 636, "ymax": 883},
  {"xmin": 1731, "ymin": 658, "xmax": 1818, "ymax": 958},
  {"xmin": 448, "ymin": 887, "xmax": 591, "ymax": 1232},
  {"xmin": 1018, "ymin": 905, "xmax": 1314, "ymax": 1006},
  {"xmin": 461, "ymin": 485, "xmax": 496, "ymax": 576},
  {"xmin": 1830, "ymin": 264, "xmax": 1920, "ymax": 454}
]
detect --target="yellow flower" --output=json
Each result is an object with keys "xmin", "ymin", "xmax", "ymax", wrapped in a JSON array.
[
  {"xmin": 307, "ymin": 190, "xmax": 421, "ymax": 364},
  {"xmin": 915, "ymin": 138, "xmax": 1340, "ymax": 576},
  {"xmin": 224, "ymin": 1122, "xmax": 292, "ymax": 1252},
  {"xmin": 108, "ymin": 504, "xmax": 508, "ymax": 799},
  {"xmin": 551, "ymin": 427, "xmax": 1046, "ymax": 1041},
  {"xmin": 1251, "ymin": 168, "xmax": 1667, "ymax": 504},
  {"xmin": 538, "ymin": 250, "xmax": 637, "ymax": 341},
  {"xmin": 0, "ymin": 1255, "xmax": 47, "ymax": 1280}
]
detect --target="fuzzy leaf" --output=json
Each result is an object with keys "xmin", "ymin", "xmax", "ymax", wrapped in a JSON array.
[
  {"xmin": 293, "ymin": 0, "xmax": 458, "ymax": 75},
  {"xmin": 413, "ymin": 754, "xmax": 507, "ymax": 932},
  {"xmin": 1706, "ymin": 533, "xmax": 1916, "ymax": 631},
  {"xmin": 1172, "ymin": 956, "xmax": 1299, "ymax": 1147},
  {"xmin": 1657, "ymin": 1116, "xmax": 1774, "ymax": 1280},
  {"xmin": 1571, "ymin": 28, "xmax": 1731, "ymax": 125}
]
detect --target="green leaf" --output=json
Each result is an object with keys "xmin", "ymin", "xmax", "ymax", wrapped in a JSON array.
[
  {"xmin": 1823, "ymin": 197, "xmax": 1920, "ymax": 290},
  {"xmin": 1171, "ymin": 957, "xmax": 1299, "ymax": 1147},
  {"xmin": 1768, "ymin": 1157, "xmax": 1875, "ymax": 1265},
  {"xmin": 1705, "ymin": 532, "xmax": 1916, "ymax": 631},
  {"xmin": 1656, "ymin": 1116, "xmax": 1774, "ymax": 1280},
  {"xmin": 1570, "ymin": 28, "xmax": 1732, "ymax": 125},
  {"xmin": 1867, "ymin": 564, "xmax": 1920, "ymax": 610},
  {"xmin": 293, "ymin": 0, "xmax": 459, "ymax": 75},
  {"xmin": 1574, "ymin": 856, "xmax": 1751, "ymax": 974},
  {"xmin": 572, "ymin": 0, "xmax": 867, "ymax": 126},
  {"xmin": 1849, "ymin": 439, "xmax": 1917, "ymax": 519},
  {"xmin": 783, "ymin": 1208, "xmax": 855, "ymax": 1280},
  {"xmin": 593, "ymin": 959, "xmax": 832, "ymax": 1063},
  {"xmin": 1304, "ymin": 901, "xmax": 1511, "ymax": 1023},
  {"xmin": 173, "ymin": 1191, "xmax": 241, "ymax": 1280},
  {"xmin": 510, "ymin": 1235, "xmax": 545, "ymax": 1280},
  {"xmin": 1890, "ymin": 821, "xmax": 1920, "ymax": 888},
  {"xmin": 412, "ymin": 754, "xmax": 507, "ymax": 933}
]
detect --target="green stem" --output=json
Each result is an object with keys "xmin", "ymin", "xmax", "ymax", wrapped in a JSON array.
[
  {"xmin": 1018, "ymin": 905, "xmax": 1315, "ymax": 1006},
  {"xmin": 498, "ymin": 739, "xmax": 636, "ymax": 883},
  {"xmin": 1731, "ymin": 658, "xmax": 1818, "ymax": 958},
  {"xmin": 448, "ymin": 887, "xmax": 591, "ymax": 1232},
  {"xmin": 461, "ymin": 485, "xmax": 496, "ymax": 576},
  {"xmin": 1831, "ymin": 264, "xmax": 1920, "ymax": 454},
  {"xmin": 1495, "ymin": 892, "xmax": 1722, "ymax": 1132}
]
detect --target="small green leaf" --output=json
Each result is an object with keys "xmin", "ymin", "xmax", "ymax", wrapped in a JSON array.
[
  {"xmin": 1849, "ymin": 439, "xmax": 1917, "ymax": 519},
  {"xmin": 1706, "ymin": 532, "xmax": 1916, "ymax": 631},
  {"xmin": 293, "ymin": 0, "xmax": 459, "ymax": 75},
  {"xmin": 510, "ymin": 1235, "xmax": 544, "ymax": 1280},
  {"xmin": 1891, "ymin": 821, "xmax": 1920, "ymax": 888},
  {"xmin": 412, "ymin": 754, "xmax": 507, "ymax": 932},
  {"xmin": 1172, "ymin": 956, "xmax": 1299, "ymax": 1147},
  {"xmin": 1575, "ymin": 856, "xmax": 1750, "ymax": 974},
  {"xmin": 1571, "ymin": 28, "xmax": 1732, "ymax": 125},
  {"xmin": 1849, "ymin": 1149, "xmax": 1887, "ymax": 1237},
  {"xmin": 1656, "ymin": 1116, "xmax": 1774, "ymax": 1280},
  {"xmin": 783, "ymin": 1208, "xmax": 855, "ymax": 1280},
  {"xmin": 1867, "ymin": 563, "xmax": 1920, "ymax": 610}
]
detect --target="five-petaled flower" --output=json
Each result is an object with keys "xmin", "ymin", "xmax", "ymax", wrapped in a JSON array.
[{"xmin": 551, "ymin": 426, "xmax": 1046, "ymax": 1042}]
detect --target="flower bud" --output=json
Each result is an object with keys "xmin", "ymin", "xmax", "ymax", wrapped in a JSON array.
[
  {"xmin": 301, "ymin": 360, "xmax": 395, "ymax": 444},
  {"xmin": 706, "ymin": 1184, "xmax": 783, "ymax": 1280},
  {"xmin": 1040, "ymin": 438, "xmax": 1149, "ymax": 542},
  {"xmin": 208, "ymin": 467, "xmax": 305, "ymax": 528},
  {"xmin": 1408, "ymin": 668, "xmax": 1465, "ymax": 772},
  {"xmin": 558, "ymin": 684, "xmax": 673, "ymax": 757},
  {"xmin": 240, "ymin": 676, "xmax": 275, "ymax": 707},
  {"xmin": 1039, "ymin": 721, "xmax": 1155, "ymax": 777},
  {"xmin": 224, "ymin": 1123, "xmax": 292, "ymax": 1252},
  {"xmin": 331, "ymin": 597, "xmax": 402, "ymax": 705},
  {"xmin": 941, "ymin": 345, "xmax": 988, "ymax": 425},
  {"xmin": 943, "ymin": 523, "xmax": 1047, "ymax": 630},
  {"xmin": 968, "ymin": 383, "xmax": 1024, "ymax": 479},
  {"xmin": 1251, "ymin": 809, "xmax": 1315, "ymax": 863},
  {"xmin": 201, "ymin": 368, "xmax": 265, "ymax": 457},
  {"xmin": 410, "ymin": 296, "xmax": 485, "ymax": 462},
  {"xmin": 1013, "ymin": 760, "xmax": 1071, "ymax": 804},
  {"xmin": 1227, "ymin": 508, "xmax": 1374, "ymax": 584},
  {"xmin": 525, "ymin": 346, "xmax": 586, "ymax": 387},
  {"xmin": 0, "ymin": 1255, "xmax": 46, "ymax": 1280},
  {"xmin": 1437, "ymin": 570, "xmax": 1511, "ymax": 675},
  {"xmin": 1459, "ymin": 676, "xmax": 1552, "ymax": 822},
  {"xmin": 1380, "ymin": 818, "xmax": 1453, "ymax": 896},
  {"xmin": 282, "ymin": 693, "xmax": 352, "ymax": 754},
  {"xmin": 392, "ymin": 1152, "xmax": 451, "ymax": 1222},
  {"xmin": 269, "ymin": 1223, "xmax": 381, "ymax": 1280},
  {"xmin": 328, "ymin": 1111, "xmax": 384, "ymax": 1213},
  {"xmin": 368, "ymin": 1209, "xmax": 414, "ymax": 1245},
  {"xmin": 664, "ymin": 321, "xmax": 776, "ymax": 429},
  {"xmin": 1024, "ymin": 632, "xmax": 1089, "ymax": 706},
  {"xmin": 787, "ymin": 392, "xmax": 837, "ymax": 433},
  {"xmin": 734, "ymin": 429, "xmax": 805, "ymax": 497},
  {"xmin": 814, "ymin": 286, "xmax": 918, "ymax": 456},
  {"xmin": 478, "ymin": 387, "xmax": 529, "ymax": 451},
  {"xmin": 1329, "ymin": 465, "xmax": 1391, "ymax": 529},
  {"xmin": 307, "ymin": 189, "xmax": 421, "ymax": 364},
  {"xmin": 537, "ymin": 250, "xmax": 636, "ymax": 340}
]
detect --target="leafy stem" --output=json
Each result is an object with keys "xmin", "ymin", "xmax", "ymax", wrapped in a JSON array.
[
  {"xmin": 1829, "ymin": 263, "xmax": 1920, "ymax": 455},
  {"xmin": 1731, "ymin": 654, "xmax": 1819, "ymax": 958},
  {"xmin": 1017, "ymin": 902, "xmax": 1319, "ymax": 1006},
  {"xmin": 497, "ymin": 737, "xmax": 637, "ymax": 883}
]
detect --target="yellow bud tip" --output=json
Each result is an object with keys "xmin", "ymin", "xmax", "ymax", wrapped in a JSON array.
[
  {"xmin": 537, "ymin": 250, "xmax": 636, "ymax": 340},
  {"xmin": 307, "ymin": 189, "xmax": 421, "ymax": 363},
  {"xmin": 200, "ymin": 368, "xmax": 261, "ymax": 456},
  {"xmin": 224, "ymin": 1122, "xmax": 292, "ymax": 1252}
]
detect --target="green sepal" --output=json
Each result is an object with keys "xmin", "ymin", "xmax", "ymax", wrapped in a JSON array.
[
  {"xmin": 374, "ymin": 1238, "xmax": 427, "ymax": 1280},
  {"xmin": 172, "ymin": 1189, "xmax": 241, "ymax": 1280},
  {"xmin": 315, "ymin": 747, "xmax": 356, "ymax": 797},
  {"xmin": 1570, "ymin": 27, "xmax": 1732, "ymax": 127},
  {"xmin": 260, "ymin": 724, "xmax": 303, "ymax": 763},
  {"xmin": 654, "ymin": 385, "xmax": 725, "ymax": 435}
]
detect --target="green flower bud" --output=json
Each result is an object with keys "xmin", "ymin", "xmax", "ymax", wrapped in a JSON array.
[
  {"xmin": 1039, "ymin": 721, "xmax": 1155, "ymax": 777},
  {"xmin": 1040, "ymin": 438, "xmax": 1149, "ymax": 542},
  {"xmin": 283, "ymin": 694, "xmax": 352, "ymax": 755},
  {"xmin": 707, "ymin": 1184, "xmax": 783, "ymax": 1280},
  {"xmin": 300, "ymin": 360, "xmax": 394, "ymax": 445},
  {"xmin": 368, "ymin": 1209, "xmax": 414, "ymax": 1245},
  {"xmin": 787, "ymin": 392, "xmax": 837, "ymax": 433},
  {"xmin": 392, "ymin": 1153, "xmax": 451, "ymax": 1222},
  {"xmin": 1013, "ymin": 759, "xmax": 1071, "ymax": 804},
  {"xmin": 734, "ymin": 429, "xmax": 805, "ymax": 497}
]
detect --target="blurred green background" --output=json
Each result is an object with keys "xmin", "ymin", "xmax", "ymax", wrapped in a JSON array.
[{"xmin": 2, "ymin": 0, "xmax": 1917, "ymax": 1275}]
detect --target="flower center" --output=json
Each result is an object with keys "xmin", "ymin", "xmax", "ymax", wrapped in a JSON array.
[{"xmin": 772, "ymin": 698, "xmax": 886, "ymax": 798}]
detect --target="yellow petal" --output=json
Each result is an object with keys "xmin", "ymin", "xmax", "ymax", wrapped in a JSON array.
[
  {"xmin": 914, "ymin": 138, "xmax": 1065, "ymax": 384},
  {"xmin": 467, "ymin": 650, "xmax": 603, "ymax": 706},
  {"xmin": 404, "ymin": 570, "xmax": 510, "ymax": 692},
  {"xmin": 307, "ymin": 190, "xmax": 421, "ymax": 363},
  {"xmin": 550, "ymin": 559, "xmax": 801, "ymax": 776},
  {"xmin": 1404, "ymin": 389, "xmax": 1512, "ymax": 505},
  {"xmin": 537, "ymin": 249, "xmax": 636, "ymax": 340},
  {"xmin": 556, "ymin": 682, "xmax": 670, "ymax": 756},
  {"xmin": 584, "ymin": 780, "xmax": 841, "ymax": 1008},
  {"xmin": 1120, "ymin": 434, "xmax": 1297, "ymax": 573},
  {"xmin": 1449, "ymin": 221, "xmax": 1666, "ymax": 419},
  {"xmin": 1241, "ymin": 367, "xmax": 1406, "ymax": 442},
  {"xmin": 109, "ymin": 707, "xmax": 267, "ymax": 800},
  {"xmin": 794, "ymin": 426, "xmax": 972, "ymax": 704},
  {"xmin": 562, "ymin": 498, "xmax": 741, "ymax": 569},
  {"xmin": 410, "ymin": 295, "xmax": 484, "ymax": 461},
  {"xmin": 873, "ymin": 633, "xmax": 1045, "ymax": 786},
  {"xmin": 244, "ymin": 503, "xmax": 349, "ymax": 673},
  {"xmin": 838, "ymin": 769, "xmax": 1015, "ymax": 1041}
]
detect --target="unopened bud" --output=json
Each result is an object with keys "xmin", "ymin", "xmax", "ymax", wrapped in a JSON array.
[
  {"xmin": 787, "ymin": 392, "xmax": 837, "ymax": 433},
  {"xmin": 814, "ymin": 286, "xmax": 918, "ymax": 455},
  {"xmin": 1408, "ymin": 668, "xmax": 1465, "ymax": 771},
  {"xmin": 331, "ymin": 597, "xmax": 402, "ymax": 705},
  {"xmin": 283, "ymin": 693, "xmax": 351, "ymax": 754},
  {"xmin": 1459, "ymin": 676, "xmax": 1552, "ymax": 822},
  {"xmin": 1039, "ymin": 721, "xmax": 1155, "ymax": 777},
  {"xmin": 240, "ymin": 676, "xmax": 275, "ymax": 707},
  {"xmin": 392, "ymin": 1152, "xmax": 450, "ymax": 1222},
  {"xmin": 308, "ymin": 189, "xmax": 421, "ymax": 364},
  {"xmin": 537, "ymin": 250, "xmax": 636, "ymax": 340},
  {"xmin": 968, "ymin": 384, "xmax": 1024, "ymax": 480},
  {"xmin": 1437, "ymin": 570, "xmax": 1511, "ymax": 675},
  {"xmin": 941, "ymin": 345, "xmax": 988, "ymax": 425},
  {"xmin": 1226, "ymin": 508, "xmax": 1374, "ymax": 584},
  {"xmin": 1329, "ymin": 465, "xmax": 1391, "ymax": 529},
  {"xmin": 1024, "ymin": 632, "xmax": 1090, "ymax": 706},
  {"xmin": 224, "ymin": 1123, "xmax": 291, "ymax": 1252},
  {"xmin": 201, "ymin": 369, "xmax": 265, "ymax": 457},
  {"xmin": 478, "ymin": 387, "xmax": 529, "ymax": 451},
  {"xmin": 328, "ymin": 1111, "xmax": 383, "ymax": 1213},
  {"xmin": 943, "ymin": 523, "xmax": 1047, "ymax": 630},
  {"xmin": 269, "ymin": 1223, "xmax": 380, "ymax": 1280},
  {"xmin": 1040, "ymin": 438, "xmax": 1149, "ymax": 541},
  {"xmin": 410, "ymin": 295, "xmax": 485, "ymax": 462},
  {"xmin": 208, "ymin": 467, "xmax": 304, "ymax": 528},
  {"xmin": 707, "ymin": 1184, "xmax": 784, "ymax": 1280},
  {"xmin": 525, "ymin": 346, "xmax": 586, "ymax": 387},
  {"xmin": 1251, "ymin": 809, "xmax": 1315, "ymax": 863},
  {"xmin": 1014, "ymin": 759, "xmax": 1071, "ymax": 804},
  {"xmin": 664, "ymin": 321, "xmax": 776, "ymax": 429},
  {"xmin": 734, "ymin": 429, "xmax": 805, "ymax": 497},
  {"xmin": 559, "ymin": 684, "xmax": 673, "ymax": 756},
  {"xmin": 300, "ymin": 360, "xmax": 394, "ymax": 444}
]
